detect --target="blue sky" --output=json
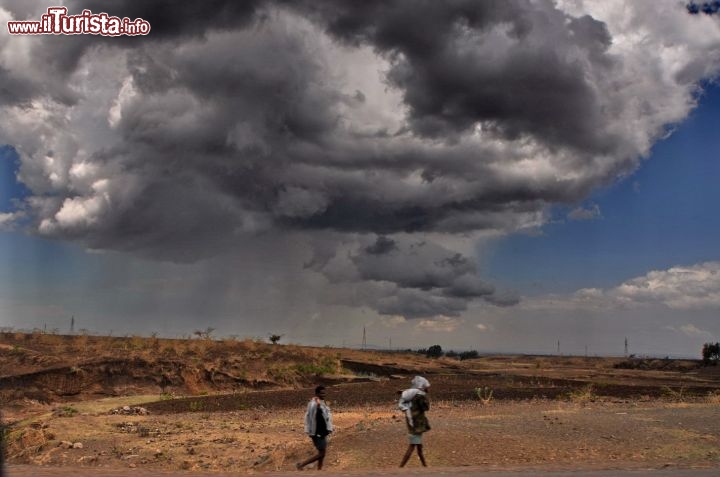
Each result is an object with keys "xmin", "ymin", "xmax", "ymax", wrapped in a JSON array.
[
  {"xmin": 485, "ymin": 83, "xmax": 720, "ymax": 295},
  {"xmin": 1, "ymin": 1, "xmax": 719, "ymax": 356}
]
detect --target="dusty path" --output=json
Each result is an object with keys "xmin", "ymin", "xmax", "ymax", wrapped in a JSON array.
[{"xmin": 6, "ymin": 400, "xmax": 720, "ymax": 473}]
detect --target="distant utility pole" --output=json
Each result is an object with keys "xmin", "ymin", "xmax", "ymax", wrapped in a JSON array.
[
  {"xmin": 362, "ymin": 326, "xmax": 367, "ymax": 350},
  {"xmin": 389, "ymin": 337, "xmax": 392, "ymax": 350},
  {"xmin": 70, "ymin": 316, "xmax": 75, "ymax": 334},
  {"xmin": 625, "ymin": 337, "xmax": 628, "ymax": 357},
  {"xmin": 585, "ymin": 345, "xmax": 588, "ymax": 357},
  {"xmin": 557, "ymin": 340, "xmax": 560, "ymax": 356}
]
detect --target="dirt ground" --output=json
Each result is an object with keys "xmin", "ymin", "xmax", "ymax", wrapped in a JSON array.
[
  {"xmin": 5, "ymin": 394, "xmax": 720, "ymax": 474},
  {"xmin": 2, "ymin": 333, "xmax": 720, "ymax": 474}
]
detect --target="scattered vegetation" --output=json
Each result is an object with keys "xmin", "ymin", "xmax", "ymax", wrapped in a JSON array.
[
  {"xmin": 662, "ymin": 386, "xmax": 686, "ymax": 402},
  {"xmin": 475, "ymin": 386, "xmax": 494, "ymax": 405},
  {"xmin": 706, "ymin": 390, "xmax": 720, "ymax": 404},
  {"xmin": 54, "ymin": 406, "xmax": 79, "ymax": 417},
  {"xmin": 293, "ymin": 355, "xmax": 339, "ymax": 375},
  {"xmin": 566, "ymin": 384, "xmax": 597, "ymax": 403}
]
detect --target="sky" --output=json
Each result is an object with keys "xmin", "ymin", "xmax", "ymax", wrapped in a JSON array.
[{"xmin": 1, "ymin": 0, "xmax": 719, "ymax": 357}]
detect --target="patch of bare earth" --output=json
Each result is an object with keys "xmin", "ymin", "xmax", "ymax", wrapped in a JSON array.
[
  {"xmin": 5, "ymin": 398, "xmax": 720, "ymax": 474},
  {"xmin": 2, "ymin": 333, "xmax": 720, "ymax": 474}
]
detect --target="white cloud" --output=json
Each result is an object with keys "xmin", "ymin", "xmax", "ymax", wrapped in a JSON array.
[
  {"xmin": 0, "ymin": 212, "xmax": 17, "ymax": 229},
  {"xmin": 39, "ymin": 179, "xmax": 112, "ymax": 233},
  {"xmin": 568, "ymin": 204, "xmax": 602, "ymax": 221},
  {"xmin": 679, "ymin": 324, "xmax": 713, "ymax": 338},
  {"xmin": 379, "ymin": 315, "xmax": 407, "ymax": 328},
  {"xmin": 416, "ymin": 316, "xmax": 462, "ymax": 333},
  {"xmin": 663, "ymin": 324, "xmax": 715, "ymax": 340},
  {"xmin": 615, "ymin": 263, "xmax": 720, "ymax": 309},
  {"xmin": 108, "ymin": 76, "xmax": 137, "ymax": 129},
  {"xmin": 523, "ymin": 262, "xmax": 720, "ymax": 312}
]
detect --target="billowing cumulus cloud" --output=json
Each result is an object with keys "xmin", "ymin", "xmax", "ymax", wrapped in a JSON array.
[
  {"xmin": 523, "ymin": 262, "xmax": 720, "ymax": 311},
  {"xmin": 1, "ymin": 1, "xmax": 720, "ymax": 320},
  {"xmin": 306, "ymin": 234, "xmax": 508, "ymax": 318},
  {"xmin": 615, "ymin": 262, "xmax": 720, "ymax": 310}
]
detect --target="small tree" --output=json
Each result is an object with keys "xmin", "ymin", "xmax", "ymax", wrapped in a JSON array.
[
  {"xmin": 268, "ymin": 333, "xmax": 284, "ymax": 345},
  {"xmin": 702, "ymin": 342, "xmax": 720, "ymax": 365},
  {"xmin": 426, "ymin": 344, "xmax": 443, "ymax": 358},
  {"xmin": 194, "ymin": 327, "xmax": 215, "ymax": 340}
]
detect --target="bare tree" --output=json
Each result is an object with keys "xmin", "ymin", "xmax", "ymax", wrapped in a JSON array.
[{"xmin": 193, "ymin": 327, "xmax": 215, "ymax": 340}]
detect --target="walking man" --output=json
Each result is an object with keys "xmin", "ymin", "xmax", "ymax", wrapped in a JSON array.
[{"xmin": 297, "ymin": 385, "xmax": 333, "ymax": 470}]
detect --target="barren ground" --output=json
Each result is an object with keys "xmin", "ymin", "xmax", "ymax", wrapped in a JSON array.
[{"xmin": 2, "ymin": 332, "xmax": 720, "ymax": 474}]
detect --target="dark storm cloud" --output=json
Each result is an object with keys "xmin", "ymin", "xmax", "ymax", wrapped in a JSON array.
[
  {"xmin": 352, "ymin": 240, "xmax": 475, "ymax": 290},
  {"xmin": 365, "ymin": 236, "xmax": 398, "ymax": 255},
  {"xmin": 338, "ymin": 237, "xmax": 501, "ymax": 317},
  {"xmin": 2, "ymin": 1, "xmax": 717, "ymax": 320},
  {"xmin": 484, "ymin": 290, "xmax": 521, "ymax": 307},
  {"xmin": 68, "ymin": 0, "xmax": 263, "ymax": 40},
  {"xmin": 82, "ymin": 175, "xmax": 247, "ymax": 263},
  {"xmin": 0, "ymin": 65, "xmax": 36, "ymax": 106},
  {"xmin": 376, "ymin": 290, "xmax": 469, "ymax": 318},
  {"xmin": 444, "ymin": 275, "xmax": 495, "ymax": 299},
  {"xmin": 0, "ymin": 35, "xmax": 85, "ymax": 106},
  {"xmin": 0, "ymin": 0, "xmax": 263, "ymax": 106},
  {"xmin": 295, "ymin": 0, "xmax": 616, "ymax": 153},
  {"xmin": 304, "ymin": 234, "xmax": 505, "ymax": 318}
]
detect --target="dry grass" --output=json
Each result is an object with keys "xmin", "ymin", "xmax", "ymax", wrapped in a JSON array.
[
  {"xmin": 662, "ymin": 385, "xmax": 687, "ymax": 402},
  {"xmin": 706, "ymin": 390, "xmax": 720, "ymax": 404},
  {"xmin": 0, "ymin": 332, "xmax": 352, "ymax": 387},
  {"xmin": 475, "ymin": 386, "xmax": 494, "ymax": 405},
  {"xmin": 567, "ymin": 384, "xmax": 598, "ymax": 403}
]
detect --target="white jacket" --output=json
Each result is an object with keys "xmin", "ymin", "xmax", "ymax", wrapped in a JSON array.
[{"xmin": 304, "ymin": 397, "xmax": 333, "ymax": 436}]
